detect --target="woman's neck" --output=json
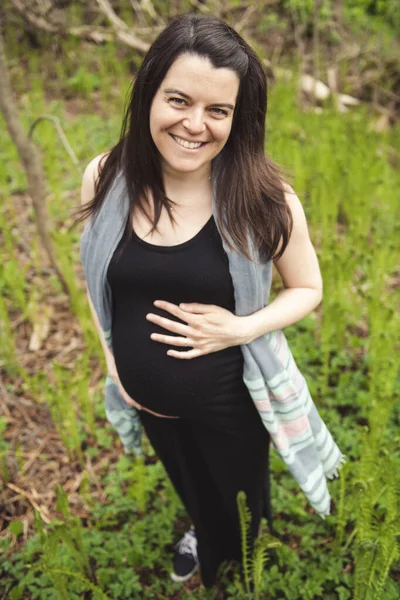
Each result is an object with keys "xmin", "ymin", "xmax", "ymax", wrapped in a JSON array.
[{"xmin": 162, "ymin": 165, "xmax": 213, "ymax": 210}]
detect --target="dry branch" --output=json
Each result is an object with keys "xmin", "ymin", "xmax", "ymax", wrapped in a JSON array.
[
  {"xmin": 95, "ymin": 0, "xmax": 150, "ymax": 52},
  {"xmin": 10, "ymin": 0, "xmax": 150, "ymax": 53},
  {"xmin": 5, "ymin": 482, "xmax": 52, "ymax": 524},
  {"xmin": 28, "ymin": 115, "xmax": 80, "ymax": 171},
  {"xmin": 234, "ymin": 5, "xmax": 257, "ymax": 34},
  {"xmin": 139, "ymin": 0, "xmax": 165, "ymax": 25},
  {"xmin": 10, "ymin": 0, "xmax": 61, "ymax": 32}
]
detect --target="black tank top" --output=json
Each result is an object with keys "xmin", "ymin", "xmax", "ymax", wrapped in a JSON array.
[{"xmin": 107, "ymin": 215, "xmax": 251, "ymax": 419}]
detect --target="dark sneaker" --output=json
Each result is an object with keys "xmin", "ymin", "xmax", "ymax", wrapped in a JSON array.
[{"xmin": 170, "ymin": 525, "xmax": 199, "ymax": 582}]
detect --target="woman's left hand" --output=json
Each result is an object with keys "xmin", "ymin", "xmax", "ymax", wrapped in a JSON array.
[{"xmin": 146, "ymin": 300, "xmax": 251, "ymax": 359}]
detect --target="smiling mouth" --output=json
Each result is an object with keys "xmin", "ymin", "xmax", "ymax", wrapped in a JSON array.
[{"xmin": 169, "ymin": 134, "xmax": 208, "ymax": 150}]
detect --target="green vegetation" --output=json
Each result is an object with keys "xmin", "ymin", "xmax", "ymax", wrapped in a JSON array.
[{"xmin": 1, "ymin": 12, "xmax": 399, "ymax": 600}]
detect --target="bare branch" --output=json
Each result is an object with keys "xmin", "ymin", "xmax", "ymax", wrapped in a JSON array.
[
  {"xmin": 130, "ymin": 0, "xmax": 146, "ymax": 25},
  {"xmin": 131, "ymin": 25, "xmax": 164, "ymax": 34},
  {"xmin": 112, "ymin": 28, "xmax": 149, "ymax": 52},
  {"xmin": 95, "ymin": 0, "xmax": 149, "ymax": 52},
  {"xmin": 68, "ymin": 25, "xmax": 115, "ymax": 43},
  {"xmin": 6, "ymin": 482, "xmax": 52, "ymax": 524},
  {"xmin": 141, "ymin": 0, "xmax": 165, "ymax": 25},
  {"xmin": 28, "ymin": 116, "xmax": 81, "ymax": 172},
  {"xmin": 96, "ymin": 0, "xmax": 133, "ymax": 32},
  {"xmin": 234, "ymin": 5, "xmax": 257, "ymax": 34},
  {"xmin": 11, "ymin": 0, "xmax": 59, "ymax": 32},
  {"xmin": 10, "ymin": 0, "xmax": 150, "ymax": 53},
  {"xmin": 188, "ymin": 0, "xmax": 210, "ymax": 12}
]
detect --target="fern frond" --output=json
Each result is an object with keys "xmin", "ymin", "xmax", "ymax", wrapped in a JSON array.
[
  {"xmin": 372, "ymin": 542, "xmax": 400, "ymax": 600},
  {"xmin": 39, "ymin": 560, "xmax": 69, "ymax": 600},
  {"xmin": 335, "ymin": 460, "xmax": 347, "ymax": 547},
  {"xmin": 252, "ymin": 537, "xmax": 269, "ymax": 599},
  {"xmin": 353, "ymin": 437, "xmax": 400, "ymax": 600},
  {"xmin": 237, "ymin": 490, "xmax": 253, "ymax": 598},
  {"xmin": 252, "ymin": 530, "xmax": 282, "ymax": 599},
  {"xmin": 53, "ymin": 524, "xmax": 91, "ymax": 578},
  {"xmin": 45, "ymin": 568, "xmax": 111, "ymax": 600}
]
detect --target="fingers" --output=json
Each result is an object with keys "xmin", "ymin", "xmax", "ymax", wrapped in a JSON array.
[
  {"xmin": 153, "ymin": 300, "xmax": 198, "ymax": 322},
  {"xmin": 150, "ymin": 333, "xmax": 193, "ymax": 347},
  {"xmin": 179, "ymin": 302, "xmax": 215, "ymax": 313},
  {"xmin": 146, "ymin": 312, "xmax": 193, "ymax": 337},
  {"xmin": 166, "ymin": 348, "xmax": 202, "ymax": 359},
  {"xmin": 146, "ymin": 300, "xmax": 215, "ymax": 359}
]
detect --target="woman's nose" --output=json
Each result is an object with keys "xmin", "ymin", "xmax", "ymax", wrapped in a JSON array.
[{"xmin": 182, "ymin": 108, "xmax": 206, "ymax": 135}]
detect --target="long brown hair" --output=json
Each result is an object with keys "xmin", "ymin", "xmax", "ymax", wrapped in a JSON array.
[{"xmin": 74, "ymin": 12, "xmax": 293, "ymax": 264}]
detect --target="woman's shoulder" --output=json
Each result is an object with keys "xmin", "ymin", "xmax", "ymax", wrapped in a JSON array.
[
  {"xmin": 272, "ymin": 180, "xmax": 306, "ymax": 261},
  {"xmin": 80, "ymin": 152, "xmax": 110, "ymax": 206},
  {"xmin": 281, "ymin": 181, "xmax": 307, "ymax": 227}
]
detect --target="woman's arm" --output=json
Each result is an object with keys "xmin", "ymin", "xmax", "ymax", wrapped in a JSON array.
[
  {"xmin": 81, "ymin": 152, "xmax": 116, "ymax": 379},
  {"xmin": 242, "ymin": 184, "xmax": 323, "ymax": 343},
  {"xmin": 81, "ymin": 156, "xmax": 143, "ymax": 410},
  {"xmin": 85, "ymin": 285, "xmax": 118, "ymax": 381}
]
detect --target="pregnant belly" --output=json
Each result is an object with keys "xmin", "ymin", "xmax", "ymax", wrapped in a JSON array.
[{"xmin": 111, "ymin": 317, "xmax": 245, "ymax": 418}]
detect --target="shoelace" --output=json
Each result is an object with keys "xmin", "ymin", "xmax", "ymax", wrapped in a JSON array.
[{"xmin": 175, "ymin": 529, "xmax": 198, "ymax": 561}]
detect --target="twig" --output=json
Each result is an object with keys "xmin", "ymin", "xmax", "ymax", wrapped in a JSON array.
[
  {"xmin": 0, "ymin": 391, "xmax": 35, "ymax": 409},
  {"xmin": 85, "ymin": 456, "xmax": 103, "ymax": 496},
  {"xmin": 371, "ymin": 83, "xmax": 400, "ymax": 102},
  {"xmin": 188, "ymin": 0, "xmax": 210, "ymax": 13},
  {"xmin": 23, "ymin": 434, "xmax": 52, "ymax": 474},
  {"xmin": 10, "ymin": 0, "xmax": 60, "ymax": 33},
  {"xmin": 55, "ymin": 337, "xmax": 81, "ymax": 360},
  {"xmin": 130, "ymin": 25, "xmax": 164, "ymax": 33},
  {"xmin": 0, "ymin": 378, "xmax": 36, "ymax": 426},
  {"xmin": 95, "ymin": 0, "xmax": 150, "ymax": 52},
  {"xmin": 68, "ymin": 25, "xmax": 115, "ymax": 44},
  {"xmin": 64, "ymin": 472, "xmax": 85, "ymax": 495},
  {"xmin": 140, "ymin": 0, "xmax": 165, "ymax": 25},
  {"xmin": 0, "ymin": 378, "xmax": 13, "ymax": 420},
  {"xmin": 5, "ymin": 482, "xmax": 51, "ymax": 524},
  {"xmin": 234, "ymin": 5, "xmax": 257, "ymax": 34},
  {"xmin": 28, "ymin": 115, "xmax": 81, "ymax": 172},
  {"xmin": 1, "ymin": 493, "xmax": 24, "ymax": 505},
  {"xmin": 130, "ymin": 0, "xmax": 146, "ymax": 25}
]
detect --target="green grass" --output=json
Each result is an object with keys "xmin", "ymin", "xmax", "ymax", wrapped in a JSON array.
[{"xmin": 0, "ymin": 32, "xmax": 399, "ymax": 599}]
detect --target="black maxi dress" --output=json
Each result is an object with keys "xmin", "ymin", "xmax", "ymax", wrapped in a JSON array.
[{"xmin": 107, "ymin": 214, "xmax": 272, "ymax": 589}]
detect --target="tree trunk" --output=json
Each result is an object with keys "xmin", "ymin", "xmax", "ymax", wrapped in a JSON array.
[{"xmin": 0, "ymin": 28, "xmax": 69, "ymax": 296}]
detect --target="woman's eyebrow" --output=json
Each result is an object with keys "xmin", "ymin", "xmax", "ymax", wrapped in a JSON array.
[{"xmin": 163, "ymin": 88, "xmax": 235, "ymax": 110}]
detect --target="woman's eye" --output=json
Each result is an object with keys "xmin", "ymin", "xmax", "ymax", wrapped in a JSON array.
[
  {"xmin": 169, "ymin": 98, "xmax": 227, "ymax": 117},
  {"xmin": 210, "ymin": 108, "xmax": 228, "ymax": 117},
  {"xmin": 170, "ymin": 97, "xmax": 186, "ymax": 106}
]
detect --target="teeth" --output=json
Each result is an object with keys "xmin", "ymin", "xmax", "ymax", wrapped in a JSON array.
[{"xmin": 172, "ymin": 135, "xmax": 203, "ymax": 149}]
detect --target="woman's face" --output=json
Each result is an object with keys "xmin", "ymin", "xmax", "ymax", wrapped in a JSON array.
[{"xmin": 149, "ymin": 53, "xmax": 240, "ymax": 177}]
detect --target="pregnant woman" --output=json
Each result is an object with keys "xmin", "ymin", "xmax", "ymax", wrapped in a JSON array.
[{"xmin": 77, "ymin": 12, "xmax": 344, "ymax": 591}]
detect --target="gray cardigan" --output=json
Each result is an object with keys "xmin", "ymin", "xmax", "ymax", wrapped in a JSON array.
[{"xmin": 80, "ymin": 172, "xmax": 345, "ymax": 518}]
